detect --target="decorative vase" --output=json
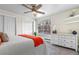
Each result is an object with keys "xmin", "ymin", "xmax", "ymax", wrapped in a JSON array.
[{"xmin": 72, "ymin": 31, "xmax": 77, "ymax": 35}]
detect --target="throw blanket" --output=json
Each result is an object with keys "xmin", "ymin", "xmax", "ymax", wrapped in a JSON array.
[{"xmin": 18, "ymin": 34, "xmax": 44, "ymax": 47}]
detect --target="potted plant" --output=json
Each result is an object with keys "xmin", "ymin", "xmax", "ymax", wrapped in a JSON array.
[{"xmin": 34, "ymin": 32, "xmax": 37, "ymax": 36}]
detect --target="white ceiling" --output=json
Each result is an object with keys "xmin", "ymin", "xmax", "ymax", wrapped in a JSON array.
[{"xmin": 0, "ymin": 4, "xmax": 79, "ymax": 17}]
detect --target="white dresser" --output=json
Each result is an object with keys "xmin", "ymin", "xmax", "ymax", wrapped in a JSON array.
[{"xmin": 51, "ymin": 34, "xmax": 78, "ymax": 52}]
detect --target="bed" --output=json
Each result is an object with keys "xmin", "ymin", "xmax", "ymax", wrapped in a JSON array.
[{"xmin": 0, "ymin": 35, "xmax": 47, "ymax": 55}]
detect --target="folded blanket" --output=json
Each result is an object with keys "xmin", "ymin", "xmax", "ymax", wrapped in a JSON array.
[{"xmin": 18, "ymin": 34, "xmax": 44, "ymax": 47}]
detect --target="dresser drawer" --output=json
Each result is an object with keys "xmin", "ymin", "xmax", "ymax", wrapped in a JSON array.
[
  {"xmin": 62, "ymin": 38, "xmax": 76, "ymax": 43},
  {"xmin": 62, "ymin": 42, "xmax": 76, "ymax": 49},
  {"xmin": 69, "ymin": 45, "xmax": 76, "ymax": 49}
]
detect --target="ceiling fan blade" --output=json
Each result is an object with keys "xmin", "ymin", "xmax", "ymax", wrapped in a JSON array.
[
  {"xmin": 30, "ymin": 4, "xmax": 36, "ymax": 6},
  {"xmin": 36, "ymin": 11, "xmax": 45, "ymax": 14},
  {"xmin": 36, "ymin": 4, "xmax": 42, "ymax": 10},
  {"xmin": 22, "ymin": 4, "xmax": 32, "ymax": 10},
  {"xmin": 24, "ymin": 11, "xmax": 32, "ymax": 13}
]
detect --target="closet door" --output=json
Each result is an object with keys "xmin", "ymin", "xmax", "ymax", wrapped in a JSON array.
[
  {"xmin": 4, "ymin": 16, "xmax": 16, "ymax": 35},
  {"xmin": 0, "ymin": 15, "xmax": 3, "ymax": 32}
]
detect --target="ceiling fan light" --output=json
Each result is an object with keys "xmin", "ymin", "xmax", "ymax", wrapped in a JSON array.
[{"xmin": 32, "ymin": 11, "xmax": 37, "ymax": 16}]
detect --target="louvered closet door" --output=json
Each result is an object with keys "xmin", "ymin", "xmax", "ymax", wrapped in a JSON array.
[
  {"xmin": 4, "ymin": 16, "xmax": 16, "ymax": 35},
  {"xmin": 0, "ymin": 15, "xmax": 3, "ymax": 32}
]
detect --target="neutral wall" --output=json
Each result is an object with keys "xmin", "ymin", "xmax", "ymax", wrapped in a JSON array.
[
  {"xmin": 52, "ymin": 8, "xmax": 79, "ymax": 34},
  {"xmin": 37, "ymin": 7, "xmax": 79, "ymax": 35}
]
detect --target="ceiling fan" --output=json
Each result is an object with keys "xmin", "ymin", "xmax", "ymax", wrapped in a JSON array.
[{"xmin": 22, "ymin": 4, "xmax": 45, "ymax": 15}]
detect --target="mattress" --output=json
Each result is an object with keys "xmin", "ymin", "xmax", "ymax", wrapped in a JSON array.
[{"xmin": 0, "ymin": 35, "xmax": 47, "ymax": 55}]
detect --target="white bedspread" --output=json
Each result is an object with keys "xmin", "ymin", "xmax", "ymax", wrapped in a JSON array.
[{"xmin": 0, "ymin": 35, "xmax": 47, "ymax": 55}]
